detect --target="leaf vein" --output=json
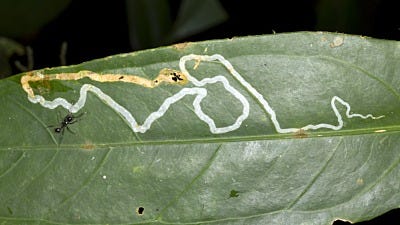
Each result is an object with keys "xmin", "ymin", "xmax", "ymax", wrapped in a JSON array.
[
  {"xmin": 156, "ymin": 144, "xmax": 222, "ymax": 222},
  {"xmin": 3, "ymin": 150, "xmax": 59, "ymax": 203},
  {"xmin": 285, "ymin": 138, "xmax": 343, "ymax": 210},
  {"xmin": 0, "ymin": 151, "xmax": 25, "ymax": 179},
  {"xmin": 44, "ymin": 148, "xmax": 113, "ymax": 220}
]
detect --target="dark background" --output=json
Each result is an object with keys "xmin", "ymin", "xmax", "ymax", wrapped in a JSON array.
[
  {"xmin": 0, "ymin": 0, "xmax": 399, "ymax": 224},
  {"xmin": 0, "ymin": 0, "xmax": 398, "ymax": 76}
]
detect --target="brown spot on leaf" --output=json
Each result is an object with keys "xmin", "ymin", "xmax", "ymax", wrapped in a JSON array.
[
  {"xmin": 293, "ymin": 129, "xmax": 308, "ymax": 138},
  {"xmin": 173, "ymin": 42, "xmax": 191, "ymax": 51},
  {"xmin": 330, "ymin": 36, "xmax": 344, "ymax": 48},
  {"xmin": 81, "ymin": 142, "xmax": 95, "ymax": 150}
]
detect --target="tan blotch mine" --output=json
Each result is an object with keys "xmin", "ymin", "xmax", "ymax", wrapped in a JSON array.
[{"xmin": 21, "ymin": 68, "xmax": 188, "ymax": 98}]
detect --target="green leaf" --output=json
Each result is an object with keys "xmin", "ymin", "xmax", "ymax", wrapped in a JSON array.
[{"xmin": 0, "ymin": 32, "xmax": 399, "ymax": 225}]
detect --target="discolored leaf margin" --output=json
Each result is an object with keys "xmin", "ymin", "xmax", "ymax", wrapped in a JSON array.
[{"xmin": 0, "ymin": 32, "xmax": 399, "ymax": 225}]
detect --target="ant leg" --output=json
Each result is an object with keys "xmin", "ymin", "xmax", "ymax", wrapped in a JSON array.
[
  {"xmin": 66, "ymin": 126, "xmax": 76, "ymax": 134},
  {"xmin": 58, "ymin": 130, "xmax": 65, "ymax": 145},
  {"xmin": 47, "ymin": 111, "xmax": 61, "ymax": 129},
  {"xmin": 68, "ymin": 112, "xmax": 86, "ymax": 125},
  {"xmin": 71, "ymin": 112, "xmax": 86, "ymax": 123},
  {"xmin": 57, "ymin": 111, "xmax": 62, "ymax": 122},
  {"xmin": 74, "ymin": 112, "xmax": 86, "ymax": 118},
  {"xmin": 68, "ymin": 120, "xmax": 76, "ymax": 125}
]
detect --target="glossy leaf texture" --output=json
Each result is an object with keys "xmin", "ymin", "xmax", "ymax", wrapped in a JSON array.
[{"xmin": 0, "ymin": 32, "xmax": 399, "ymax": 225}]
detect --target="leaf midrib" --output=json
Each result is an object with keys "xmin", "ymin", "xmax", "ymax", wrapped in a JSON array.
[{"xmin": 1, "ymin": 126, "xmax": 399, "ymax": 151}]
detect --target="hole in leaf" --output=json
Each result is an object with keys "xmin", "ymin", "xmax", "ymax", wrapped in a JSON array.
[{"xmin": 136, "ymin": 206, "xmax": 144, "ymax": 215}]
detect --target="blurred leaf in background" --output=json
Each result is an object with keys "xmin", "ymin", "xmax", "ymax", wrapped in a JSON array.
[
  {"xmin": 126, "ymin": 0, "xmax": 228, "ymax": 50},
  {"xmin": 0, "ymin": 0, "xmax": 71, "ymax": 38},
  {"xmin": 0, "ymin": 0, "xmax": 71, "ymax": 77},
  {"xmin": 167, "ymin": 0, "xmax": 228, "ymax": 42},
  {"xmin": 126, "ymin": 0, "xmax": 173, "ymax": 50},
  {"xmin": 316, "ymin": 0, "xmax": 381, "ymax": 35},
  {"xmin": 0, "ymin": 37, "xmax": 25, "ymax": 78}
]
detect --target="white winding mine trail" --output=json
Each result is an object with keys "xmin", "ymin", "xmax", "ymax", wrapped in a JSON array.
[{"xmin": 22, "ymin": 54, "xmax": 383, "ymax": 134}]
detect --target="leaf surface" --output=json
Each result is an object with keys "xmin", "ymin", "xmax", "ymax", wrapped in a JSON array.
[{"xmin": 0, "ymin": 32, "xmax": 399, "ymax": 225}]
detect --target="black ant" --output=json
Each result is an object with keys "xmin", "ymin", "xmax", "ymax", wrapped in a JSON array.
[{"xmin": 49, "ymin": 112, "xmax": 85, "ymax": 135}]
